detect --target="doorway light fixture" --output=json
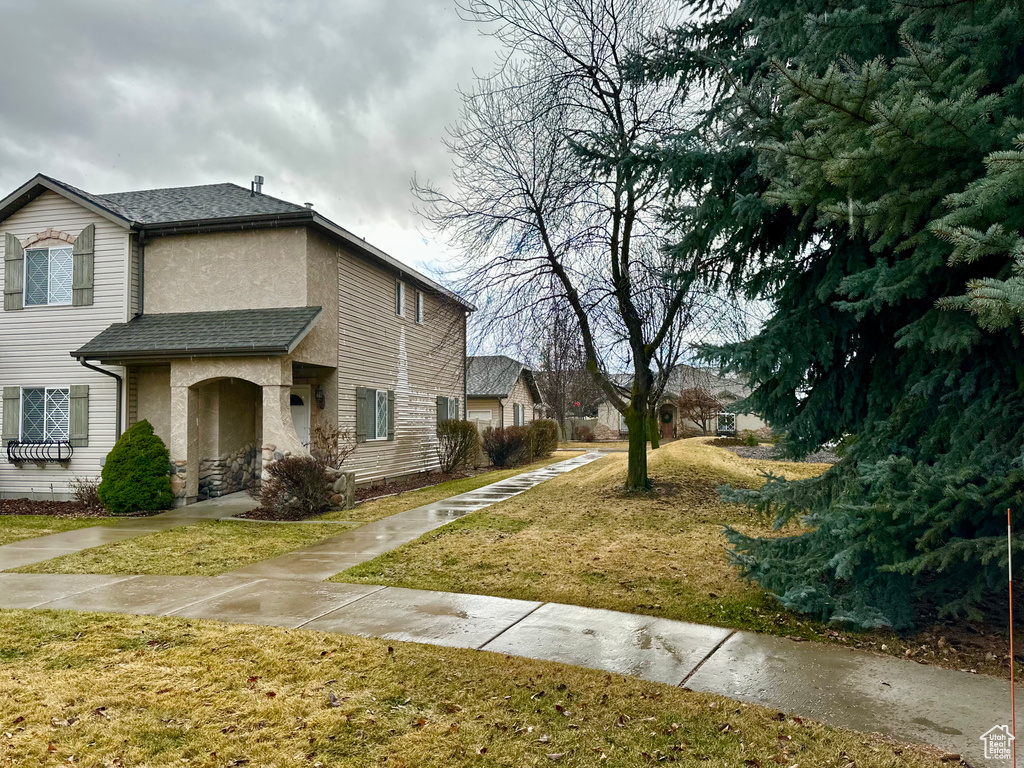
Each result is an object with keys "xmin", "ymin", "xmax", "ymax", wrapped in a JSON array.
[{"xmin": 314, "ymin": 386, "xmax": 326, "ymax": 410}]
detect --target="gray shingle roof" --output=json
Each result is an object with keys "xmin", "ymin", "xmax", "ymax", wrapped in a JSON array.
[
  {"xmin": 99, "ymin": 183, "xmax": 309, "ymax": 224},
  {"xmin": 73, "ymin": 306, "xmax": 322, "ymax": 361},
  {"xmin": 467, "ymin": 355, "xmax": 541, "ymax": 401},
  {"xmin": 0, "ymin": 174, "xmax": 475, "ymax": 311}
]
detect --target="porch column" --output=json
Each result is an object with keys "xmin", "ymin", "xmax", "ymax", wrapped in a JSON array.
[
  {"xmin": 169, "ymin": 384, "xmax": 200, "ymax": 505},
  {"xmin": 260, "ymin": 383, "xmax": 308, "ymax": 477}
]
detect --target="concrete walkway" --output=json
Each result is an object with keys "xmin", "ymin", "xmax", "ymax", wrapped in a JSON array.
[
  {"xmin": 228, "ymin": 451, "xmax": 601, "ymax": 580},
  {"xmin": 0, "ymin": 492, "xmax": 258, "ymax": 571},
  {"xmin": 0, "ymin": 451, "xmax": 1012, "ymax": 764}
]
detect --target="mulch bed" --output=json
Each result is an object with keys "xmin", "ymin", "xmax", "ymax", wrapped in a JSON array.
[
  {"xmin": 0, "ymin": 498, "xmax": 160, "ymax": 519},
  {"xmin": 719, "ymin": 443, "xmax": 839, "ymax": 464},
  {"xmin": 0, "ymin": 498, "xmax": 105, "ymax": 518}
]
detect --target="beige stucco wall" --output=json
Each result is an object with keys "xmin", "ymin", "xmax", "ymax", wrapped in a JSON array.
[
  {"xmin": 143, "ymin": 228, "xmax": 308, "ymax": 314},
  {"xmin": 216, "ymin": 378, "xmax": 259, "ymax": 455},
  {"xmin": 135, "ymin": 366, "xmax": 172, "ymax": 445}
]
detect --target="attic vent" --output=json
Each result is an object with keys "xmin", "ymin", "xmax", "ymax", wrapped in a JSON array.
[
  {"xmin": 251, "ymin": 175, "xmax": 264, "ymax": 196},
  {"xmin": 304, "ymin": 202, "xmax": 314, "ymax": 209}
]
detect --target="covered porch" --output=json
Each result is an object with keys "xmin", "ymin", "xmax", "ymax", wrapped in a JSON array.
[{"xmin": 74, "ymin": 306, "xmax": 333, "ymax": 506}]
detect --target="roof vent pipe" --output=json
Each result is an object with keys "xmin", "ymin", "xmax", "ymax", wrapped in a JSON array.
[
  {"xmin": 251, "ymin": 175, "xmax": 264, "ymax": 196},
  {"xmin": 304, "ymin": 202, "xmax": 314, "ymax": 209}
]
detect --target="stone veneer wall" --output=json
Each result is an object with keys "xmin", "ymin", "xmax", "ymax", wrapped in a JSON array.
[
  {"xmin": 170, "ymin": 460, "xmax": 187, "ymax": 502},
  {"xmin": 197, "ymin": 442, "xmax": 259, "ymax": 500}
]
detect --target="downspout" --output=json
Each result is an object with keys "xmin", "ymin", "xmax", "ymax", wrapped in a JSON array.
[
  {"xmin": 498, "ymin": 397, "xmax": 505, "ymax": 429},
  {"xmin": 77, "ymin": 358, "xmax": 122, "ymax": 440},
  {"xmin": 136, "ymin": 228, "xmax": 145, "ymax": 317},
  {"xmin": 462, "ymin": 312, "xmax": 468, "ymax": 419}
]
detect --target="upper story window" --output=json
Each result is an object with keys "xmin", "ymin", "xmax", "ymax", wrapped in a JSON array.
[
  {"xmin": 415, "ymin": 291, "xmax": 424, "ymax": 323},
  {"xmin": 21, "ymin": 387, "xmax": 70, "ymax": 441},
  {"xmin": 25, "ymin": 247, "xmax": 73, "ymax": 306},
  {"xmin": 395, "ymin": 280, "xmax": 406, "ymax": 317}
]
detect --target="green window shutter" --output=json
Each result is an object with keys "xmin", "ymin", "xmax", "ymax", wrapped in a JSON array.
[
  {"xmin": 4, "ymin": 233, "xmax": 24, "ymax": 311},
  {"xmin": 72, "ymin": 224, "xmax": 95, "ymax": 307},
  {"xmin": 355, "ymin": 387, "xmax": 368, "ymax": 442},
  {"xmin": 69, "ymin": 385, "xmax": 89, "ymax": 447},
  {"xmin": 2, "ymin": 387, "xmax": 19, "ymax": 443},
  {"xmin": 453, "ymin": 398, "xmax": 460, "ymax": 420},
  {"xmin": 387, "ymin": 390, "xmax": 395, "ymax": 441},
  {"xmin": 436, "ymin": 395, "xmax": 446, "ymax": 425}
]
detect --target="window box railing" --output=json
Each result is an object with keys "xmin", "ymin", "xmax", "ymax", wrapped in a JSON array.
[{"xmin": 5, "ymin": 439, "xmax": 74, "ymax": 467}]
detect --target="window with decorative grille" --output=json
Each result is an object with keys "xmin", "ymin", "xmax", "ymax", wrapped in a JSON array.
[
  {"xmin": 24, "ymin": 247, "xmax": 73, "ymax": 306},
  {"xmin": 375, "ymin": 389, "xmax": 389, "ymax": 439},
  {"xmin": 21, "ymin": 387, "xmax": 70, "ymax": 441}
]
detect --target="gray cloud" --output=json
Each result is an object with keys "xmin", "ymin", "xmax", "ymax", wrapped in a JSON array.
[{"xmin": 0, "ymin": 0, "xmax": 497, "ymax": 270}]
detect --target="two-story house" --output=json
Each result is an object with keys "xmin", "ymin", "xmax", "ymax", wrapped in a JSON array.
[{"xmin": 0, "ymin": 174, "xmax": 471, "ymax": 505}]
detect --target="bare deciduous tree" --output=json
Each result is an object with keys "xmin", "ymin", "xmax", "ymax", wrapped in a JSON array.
[
  {"xmin": 416, "ymin": 0, "xmax": 689, "ymax": 490},
  {"xmin": 677, "ymin": 383, "xmax": 723, "ymax": 436}
]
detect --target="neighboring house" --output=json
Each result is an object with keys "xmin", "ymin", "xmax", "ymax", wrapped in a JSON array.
[
  {"xmin": 594, "ymin": 365, "xmax": 769, "ymax": 439},
  {"xmin": 0, "ymin": 174, "xmax": 471, "ymax": 504},
  {"xmin": 465, "ymin": 355, "xmax": 541, "ymax": 430}
]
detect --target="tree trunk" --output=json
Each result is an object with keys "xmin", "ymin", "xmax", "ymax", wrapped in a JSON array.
[
  {"xmin": 648, "ymin": 412, "xmax": 660, "ymax": 449},
  {"xmin": 624, "ymin": 405, "xmax": 651, "ymax": 492}
]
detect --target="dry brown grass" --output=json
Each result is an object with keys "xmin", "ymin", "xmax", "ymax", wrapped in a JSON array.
[
  {"xmin": 0, "ymin": 609, "xmax": 948, "ymax": 767},
  {"xmin": 334, "ymin": 439, "xmax": 1016, "ymax": 677},
  {"xmin": 334, "ymin": 439, "xmax": 829, "ymax": 637}
]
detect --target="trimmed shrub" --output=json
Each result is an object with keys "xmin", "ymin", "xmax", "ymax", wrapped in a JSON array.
[
  {"xmin": 481, "ymin": 426, "xmax": 529, "ymax": 468},
  {"xmin": 437, "ymin": 419, "xmax": 479, "ymax": 473},
  {"xmin": 741, "ymin": 430, "xmax": 759, "ymax": 447},
  {"xmin": 575, "ymin": 425, "xmax": 595, "ymax": 442},
  {"xmin": 97, "ymin": 420, "xmax": 174, "ymax": 515},
  {"xmin": 527, "ymin": 419, "xmax": 559, "ymax": 458},
  {"xmin": 256, "ymin": 455, "xmax": 332, "ymax": 519}
]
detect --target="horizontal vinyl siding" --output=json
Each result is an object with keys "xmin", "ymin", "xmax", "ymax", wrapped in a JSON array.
[
  {"xmin": 331, "ymin": 239, "xmax": 465, "ymax": 483},
  {"xmin": 467, "ymin": 397, "xmax": 502, "ymax": 429},
  {"xmin": 0, "ymin": 191, "xmax": 127, "ymax": 497},
  {"xmin": 504, "ymin": 374, "xmax": 537, "ymax": 426}
]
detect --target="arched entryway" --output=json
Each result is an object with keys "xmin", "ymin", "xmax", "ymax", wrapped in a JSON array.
[{"xmin": 192, "ymin": 377, "xmax": 262, "ymax": 500}]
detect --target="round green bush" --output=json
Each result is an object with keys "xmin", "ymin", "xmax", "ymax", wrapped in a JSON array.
[{"xmin": 97, "ymin": 419, "xmax": 175, "ymax": 515}]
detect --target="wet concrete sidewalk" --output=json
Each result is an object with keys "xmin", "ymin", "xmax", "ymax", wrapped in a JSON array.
[
  {"xmin": 0, "ymin": 570, "xmax": 1007, "ymax": 764},
  {"xmin": 0, "ymin": 492, "xmax": 258, "ymax": 571},
  {"xmin": 227, "ymin": 452, "xmax": 602, "ymax": 580}
]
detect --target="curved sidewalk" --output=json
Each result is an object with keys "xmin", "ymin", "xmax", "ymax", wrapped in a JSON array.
[{"xmin": 0, "ymin": 450, "xmax": 1011, "ymax": 764}]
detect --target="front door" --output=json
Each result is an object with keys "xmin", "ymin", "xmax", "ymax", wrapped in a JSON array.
[{"xmin": 290, "ymin": 386, "xmax": 311, "ymax": 447}]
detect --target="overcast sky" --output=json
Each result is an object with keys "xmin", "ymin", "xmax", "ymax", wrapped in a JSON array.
[{"xmin": 0, "ymin": 0, "xmax": 498, "ymax": 275}]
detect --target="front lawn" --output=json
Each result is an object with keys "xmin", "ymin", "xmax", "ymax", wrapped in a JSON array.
[
  {"xmin": 7, "ymin": 456, "xmax": 582, "ymax": 577},
  {"xmin": 0, "ymin": 609, "xmax": 947, "ymax": 767},
  {"xmin": 332, "ymin": 438, "xmax": 1013, "ymax": 677},
  {"xmin": 0, "ymin": 515, "xmax": 114, "ymax": 546},
  {"xmin": 11, "ymin": 520, "xmax": 357, "ymax": 576}
]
